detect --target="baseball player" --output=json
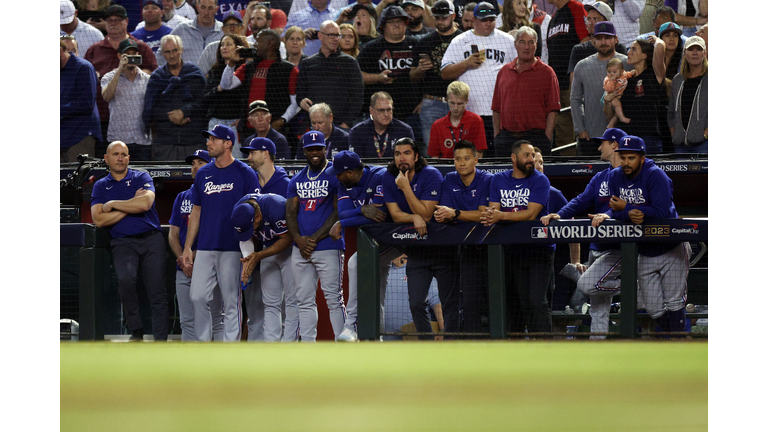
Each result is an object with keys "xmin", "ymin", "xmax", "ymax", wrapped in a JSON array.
[
  {"xmin": 90, "ymin": 141, "xmax": 167, "ymax": 341},
  {"xmin": 433, "ymin": 140, "xmax": 493, "ymax": 334},
  {"xmin": 182, "ymin": 124, "xmax": 260, "ymax": 342},
  {"xmin": 481, "ymin": 139, "xmax": 553, "ymax": 334},
  {"xmin": 230, "ymin": 193, "xmax": 294, "ymax": 342},
  {"xmin": 286, "ymin": 130, "xmax": 347, "ymax": 342},
  {"xmin": 241, "ymin": 137, "xmax": 299, "ymax": 341},
  {"xmin": 168, "ymin": 149, "xmax": 225, "ymax": 341},
  {"xmin": 596, "ymin": 135, "xmax": 691, "ymax": 333},
  {"xmin": 383, "ymin": 137, "xmax": 460, "ymax": 337},
  {"xmin": 326, "ymin": 150, "xmax": 398, "ymax": 342},
  {"xmin": 541, "ymin": 128, "xmax": 627, "ymax": 338}
]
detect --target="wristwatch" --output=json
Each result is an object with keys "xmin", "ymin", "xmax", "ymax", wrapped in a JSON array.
[{"xmin": 453, "ymin": 209, "xmax": 461, "ymax": 220}]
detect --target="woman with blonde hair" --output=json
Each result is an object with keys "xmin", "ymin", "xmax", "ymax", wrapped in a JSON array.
[
  {"xmin": 668, "ymin": 36, "xmax": 707, "ymax": 153},
  {"xmin": 339, "ymin": 23, "xmax": 360, "ymax": 58},
  {"xmin": 283, "ymin": 25, "xmax": 308, "ymax": 66}
]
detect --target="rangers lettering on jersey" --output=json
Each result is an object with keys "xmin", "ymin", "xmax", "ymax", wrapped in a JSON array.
[
  {"xmin": 204, "ymin": 182, "xmax": 235, "ymax": 194},
  {"xmin": 620, "ymin": 187, "xmax": 646, "ymax": 204}
]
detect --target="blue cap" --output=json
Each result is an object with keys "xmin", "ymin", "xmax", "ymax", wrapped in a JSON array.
[
  {"xmin": 231, "ymin": 202, "xmax": 256, "ymax": 242},
  {"xmin": 593, "ymin": 21, "xmax": 616, "ymax": 36},
  {"xmin": 658, "ymin": 22, "xmax": 682, "ymax": 37},
  {"xmin": 221, "ymin": 9, "xmax": 243, "ymax": 23},
  {"xmin": 616, "ymin": 135, "xmax": 646, "ymax": 153},
  {"xmin": 202, "ymin": 124, "xmax": 237, "ymax": 143},
  {"xmin": 474, "ymin": 2, "xmax": 497, "ymax": 19},
  {"xmin": 185, "ymin": 149, "xmax": 212, "ymax": 164},
  {"xmin": 301, "ymin": 130, "xmax": 326, "ymax": 148},
  {"xmin": 242, "ymin": 136, "xmax": 276, "ymax": 156},
  {"xmin": 327, "ymin": 150, "xmax": 362, "ymax": 176},
  {"xmin": 593, "ymin": 128, "xmax": 627, "ymax": 144}
]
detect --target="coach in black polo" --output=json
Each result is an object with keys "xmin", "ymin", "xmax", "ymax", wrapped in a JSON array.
[{"xmin": 91, "ymin": 141, "xmax": 168, "ymax": 341}]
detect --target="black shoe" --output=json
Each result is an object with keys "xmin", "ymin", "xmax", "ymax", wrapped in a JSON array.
[{"xmin": 129, "ymin": 329, "xmax": 144, "ymax": 342}]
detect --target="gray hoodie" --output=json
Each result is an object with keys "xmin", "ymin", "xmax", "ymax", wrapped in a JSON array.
[{"xmin": 668, "ymin": 72, "xmax": 708, "ymax": 146}]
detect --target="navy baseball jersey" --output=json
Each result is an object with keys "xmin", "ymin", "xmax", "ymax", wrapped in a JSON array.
[
  {"xmin": 257, "ymin": 166, "xmax": 291, "ymax": 197},
  {"xmin": 338, "ymin": 165, "xmax": 391, "ymax": 227},
  {"xmin": 382, "ymin": 165, "xmax": 444, "ymax": 213},
  {"xmin": 91, "ymin": 169, "xmax": 161, "ymax": 238},
  {"xmin": 549, "ymin": 186, "xmax": 568, "ymax": 214},
  {"xmin": 557, "ymin": 167, "xmax": 618, "ymax": 251},
  {"xmin": 190, "ymin": 159, "xmax": 260, "ymax": 252},
  {"xmin": 169, "ymin": 187, "xmax": 196, "ymax": 271},
  {"xmin": 439, "ymin": 169, "xmax": 493, "ymax": 223},
  {"xmin": 607, "ymin": 158, "xmax": 679, "ymax": 257},
  {"xmin": 489, "ymin": 168, "xmax": 552, "ymax": 249},
  {"xmin": 287, "ymin": 162, "xmax": 345, "ymax": 251},
  {"xmin": 235, "ymin": 193, "xmax": 289, "ymax": 249}
]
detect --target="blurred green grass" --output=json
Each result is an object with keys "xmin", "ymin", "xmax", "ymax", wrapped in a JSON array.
[{"xmin": 61, "ymin": 341, "xmax": 707, "ymax": 432}]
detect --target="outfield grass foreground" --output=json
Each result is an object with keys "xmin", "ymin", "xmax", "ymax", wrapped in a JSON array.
[{"xmin": 61, "ymin": 341, "xmax": 707, "ymax": 432}]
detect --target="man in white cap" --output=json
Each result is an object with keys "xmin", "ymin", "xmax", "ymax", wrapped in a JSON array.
[{"xmin": 60, "ymin": 0, "xmax": 104, "ymax": 55}]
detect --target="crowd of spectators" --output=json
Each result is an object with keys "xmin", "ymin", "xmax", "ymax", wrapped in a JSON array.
[{"xmin": 61, "ymin": 0, "xmax": 708, "ymax": 163}]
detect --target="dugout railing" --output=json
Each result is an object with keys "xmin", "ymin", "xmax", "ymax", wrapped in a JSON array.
[{"xmin": 357, "ymin": 218, "xmax": 708, "ymax": 340}]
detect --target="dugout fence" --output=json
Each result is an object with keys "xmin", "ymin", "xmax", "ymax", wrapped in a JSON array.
[{"xmin": 358, "ymin": 217, "xmax": 708, "ymax": 340}]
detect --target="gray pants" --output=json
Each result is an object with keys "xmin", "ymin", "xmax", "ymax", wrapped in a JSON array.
[
  {"xmin": 638, "ymin": 243, "xmax": 691, "ymax": 319},
  {"xmin": 176, "ymin": 270, "xmax": 225, "ymax": 341},
  {"xmin": 190, "ymin": 250, "xmax": 242, "ymax": 342},
  {"xmin": 261, "ymin": 248, "xmax": 295, "ymax": 342},
  {"xmin": 244, "ymin": 272, "xmax": 265, "ymax": 341},
  {"xmin": 291, "ymin": 247, "xmax": 346, "ymax": 342},
  {"xmin": 577, "ymin": 249, "xmax": 622, "ymax": 339},
  {"xmin": 343, "ymin": 247, "xmax": 402, "ymax": 332}
]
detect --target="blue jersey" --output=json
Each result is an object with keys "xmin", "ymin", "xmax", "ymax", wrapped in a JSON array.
[
  {"xmin": 131, "ymin": 25, "xmax": 173, "ymax": 53},
  {"xmin": 549, "ymin": 186, "xmax": 568, "ymax": 214},
  {"xmin": 557, "ymin": 167, "xmax": 617, "ymax": 251},
  {"xmin": 287, "ymin": 162, "xmax": 344, "ymax": 251},
  {"xmin": 257, "ymin": 166, "xmax": 290, "ymax": 197},
  {"xmin": 91, "ymin": 169, "xmax": 161, "ymax": 238},
  {"xmin": 169, "ymin": 187, "xmax": 195, "ymax": 271},
  {"xmin": 439, "ymin": 169, "xmax": 493, "ymax": 223},
  {"xmin": 382, "ymin": 165, "xmax": 443, "ymax": 214},
  {"xmin": 489, "ymin": 168, "xmax": 552, "ymax": 250},
  {"xmin": 337, "ymin": 165, "xmax": 391, "ymax": 227},
  {"xmin": 191, "ymin": 159, "xmax": 260, "ymax": 251},
  {"xmin": 235, "ymin": 193, "xmax": 289, "ymax": 249},
  {"xmin": 607, "ymin": 158, "xmax": 678, "ymax": 257}
]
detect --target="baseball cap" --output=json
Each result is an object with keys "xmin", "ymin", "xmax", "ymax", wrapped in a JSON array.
[
  {"xmin": 616, "ymin": 135, "xmax": 646, "ymax": 153},
  {"xmin": 378, "ymin": 5, "xmax": 410, "ymax": 31},
  {"xmin": 350, "ymin": 3, "xmax": 377, "ymax": 21},
  {"xmin": 327, "ymin": 151, "xmax": 362, "ymax": 176},
  {"xmin": 585, "ymin": 1, "xmax": 613, "ymax": 21},
  {"xmin": 185, "ymin": 149, "xmax": 213, "ymax": 164},
  {"xmin": 144, "ymin": 0, "xmax": 163, "ymax": 8},
  {"xmin": 593, "ymin": 21, "xmax": 617, "ymax": 37},
  {"xmin": 118, "ymin": 39, "xmax": 139, "ymax": 53},
  {"xmin": 684, "ymin": 35, "xmax": 706, "ymax": 51},
  {"xmin": 222, "ymin": 10, "xmax": 243, "ymax": 23},
  {"xmin": 431, "ymin": 0, "xmax": 456, "ymax": 17},
  {"xmin": 60, "ymin": 0, "xmax": 76, "ymax": 25},
  {"xmin": 202, "ymin": 124, "xmax": 237, "ymax": 142},
  {"xmin": 248, "ymin": 100, "xmax": 270, "ymax": 114},
  {"xmin": 241, "ymin": 136, "xmax": 276, "ymax": 156},
  {"xmin": 231, "ymin": 202, "xmax": 256, "ymax": 242},
  {"xmin": 402, "ymin": 0, "xmax": 425, "ymax": 9},
  {"xmin": 104, "ymin": 5, "xmax": 128, "ymax": 19},
  {"xmin": 659, "ymin": 22, "xmax": 683, "ymax": 38},
  {"xmin": 473, "ymin": 2, "xmax": 498, "ymax": 20},
  {"xmin": 592, "ymin": 128, "xmax": 627, "ymax": 144},
  {"xmin": 302, "ymin": 130, "xmax": 326, "ymax": 148}
]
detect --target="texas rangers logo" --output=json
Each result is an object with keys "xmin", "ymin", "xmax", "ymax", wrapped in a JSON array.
[{"xmin": 204, "ymin": 182, "xmax": 235, "ymax": 194}]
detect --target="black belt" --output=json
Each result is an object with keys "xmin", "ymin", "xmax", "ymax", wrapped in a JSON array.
[{"xmin": 125, "ymin": 230, "xmax": 159, "ymax": 240}]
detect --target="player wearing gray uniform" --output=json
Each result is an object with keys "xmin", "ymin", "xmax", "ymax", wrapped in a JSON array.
[
  {"xmin": 182, "ymin": 125, "xmax": 260, "ymax": 342},
  {"xmin": 594, "ymin": 135, "xmax": 691, "ymax": 333},
  {"xmin": 541, "ymin": 128, "xmax": 626, "ymax": 339},
  {"xmin": 286, "ymin": 131, "xmax": 347, "ymax": 342},
  {"xmin": 168, "ymin": 149, "xmax": 224, "ymax": 341}
]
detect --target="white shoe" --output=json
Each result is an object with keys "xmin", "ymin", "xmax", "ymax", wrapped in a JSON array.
[{"xmin": 336, "ymin": 328, "xmax": 358, "ymax": 342}]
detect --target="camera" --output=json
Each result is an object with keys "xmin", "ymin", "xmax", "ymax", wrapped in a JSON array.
[
  {"xmin": 126, "ymin": 55, "xmax": 142, "ymax": 66},
  {"xmin": 238, "ymin": 47, "xmax": 259, "ymax": 58}
]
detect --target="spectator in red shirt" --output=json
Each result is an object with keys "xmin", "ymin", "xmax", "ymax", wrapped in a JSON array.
[
  {"xmin": 492, "ymin": 26, "xmax": 560, "ymax": 157},
  {"xmin": 428, "ymin": 81, "xmax": 487, "ymax": 159}
]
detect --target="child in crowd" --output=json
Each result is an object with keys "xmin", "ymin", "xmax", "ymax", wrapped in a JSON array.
[{"xmin": 604, "ymin": 57, "xmax": 636, "ymax": 127}]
